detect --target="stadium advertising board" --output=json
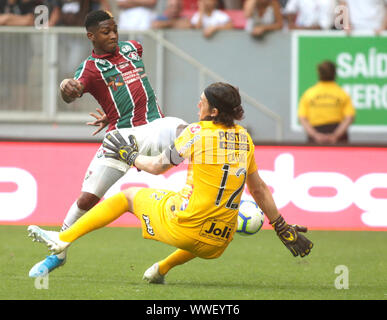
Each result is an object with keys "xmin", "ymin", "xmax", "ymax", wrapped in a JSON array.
[
  {"xmin": 0, "ymin": 142, "xmax": 386, "ymax": 231},
  {"xmin": 291, "ymin": 32, "xmax": 387, "ymax": 132}
]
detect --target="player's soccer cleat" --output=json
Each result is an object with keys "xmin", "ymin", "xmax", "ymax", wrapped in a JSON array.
[
  {"xmin": 27, "ymin": 225, "xmax": 70, "ymax": 254},
  {"xmin": 142, "ymin": 263, "xmax": 165, "ymax": 284},
  {"xmin": 28, "ymin": 255, "xmax": 66, "ymax": 278}
]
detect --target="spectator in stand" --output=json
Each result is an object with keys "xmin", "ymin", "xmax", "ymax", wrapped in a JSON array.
[
  {"xmin": 278, "ymin": 0, "xmax": 289, "ymax": 8},
  {"xmin": 298, "ymin": 61, "xmax": 356, "ymax": 145},
  {"xmin": 57, "ymin": 1, "xmax": 94, "ymax": 80},
  {"xmin": 40, "ymin": 0, "xmax": 110, "ymax": 27},
  {"xmin": 381, "ymin": 7, "xmax": 387, "ymax": 34},
  {"xmin": 0, "ymin": 0, "xmax": 35, "ymax": 26},
  {"xmin": 35, "ymin": 0, "xmax": 62, "ymax": 27},
  {"xmin": 243, "ymin": 0, "xmax": 283, "ymax": 37},
  {"xmin": 117, "ymin": 0, "xmax": 157, "ymax": 30},
  {"xmin": 58, "ymin": 0, "xmax": 92, "ymax": 26},
  {"xmin": 152, "ymin": 0, "xmax": 190, "ymax": 29},
  {"xmin": 191, "ymin": 0, "xmax": 233, "ymax": 38},
  {"xmin": 0, "ymin": 0, "xmax": 36, "ymax": 111},
  {"xmin": 338, "ymin": 0, "xmax": 387, "ymax": 34},
  {"xmin": 91, "ymin": 0, "xmax": 111, "ymax": 11},
  {"xmin": 284, "ymin": 0, "xmax": 336, "ymax": 30},
  {"xmin": 219, "ymin": 0, "xmax": 243, "ymax": 9}
]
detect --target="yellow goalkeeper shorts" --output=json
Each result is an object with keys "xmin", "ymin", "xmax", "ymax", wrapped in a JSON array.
[{"xmin": 132, "ymin": 188, "xmax": 229, "ymax": 259}]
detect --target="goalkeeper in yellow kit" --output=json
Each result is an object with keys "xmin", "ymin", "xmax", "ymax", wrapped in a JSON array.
[{"xmin": 28, "ymin": 82, "xmax": 313, "ymax": 284}]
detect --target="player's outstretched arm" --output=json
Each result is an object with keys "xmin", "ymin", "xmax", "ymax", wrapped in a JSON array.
[
  {"xmin": 246, "ymin": 170, "xmax": 280, "ymax": 223},
  {"xmin": 60, "ymin": 79, "xmax": 84, "ymax": 103},
  {"xmin": 103, "ymin": 131, "xmax": 175, "ymax": 174},
  {"xmin": 134, "ymin": 153, "xmax": 175, "ymax": 175},
  {"xmin": 246, "ymin": 170, "xmax": 313, "ymax": 258}
]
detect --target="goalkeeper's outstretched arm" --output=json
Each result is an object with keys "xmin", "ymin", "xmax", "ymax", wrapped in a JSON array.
[
  {"xmin": 246, "ymin": 170, "xmax": 280, "ymax": 224},
  {"xmin": 246, "ymin": 170, "xmax": 313, "ymax": 258}
]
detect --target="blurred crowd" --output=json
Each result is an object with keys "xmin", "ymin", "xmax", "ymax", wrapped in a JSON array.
[{"xmin": 0, "ymin": 0, "xmax": 386, "ymax": 37}]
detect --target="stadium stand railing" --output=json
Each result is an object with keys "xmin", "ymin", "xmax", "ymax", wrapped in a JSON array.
[{"xmin": 0, "ymin": 27, "xmax": 283, "ymax": 141}]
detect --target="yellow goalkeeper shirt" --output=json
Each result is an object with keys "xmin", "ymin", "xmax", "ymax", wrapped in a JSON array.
[{"xmin": 171, "ymin": 121, "xmax": 257, "ymax": 245}]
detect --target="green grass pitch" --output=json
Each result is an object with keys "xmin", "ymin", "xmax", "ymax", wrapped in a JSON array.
[{"xmin": 0, "ymin": 225, "xmax": 386, "ymax": 300}]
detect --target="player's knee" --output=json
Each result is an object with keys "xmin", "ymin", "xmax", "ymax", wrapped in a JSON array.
[
  {"xmin": 122, "ymin": 187, "xmax": 142, "ymax": 212},
  {"xmin": 77, "ymin": 192, "xmax": 100, "ymax": 211},
  {"xmin": 122, "ymin": 187, "xmax": 142, "ymax": 202}
]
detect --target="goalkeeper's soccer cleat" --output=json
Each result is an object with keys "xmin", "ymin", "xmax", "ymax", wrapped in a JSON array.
[
  {"xmin": 28, "ymin": 255, "xmax": 66, "ymax": 278},
  {"xmin": 27, "ymin": 225, "xmax": 70, "ymax": 254},
  {"xmin": 142, "ymin": 263, "xmax": 165, "ymax": 284}
]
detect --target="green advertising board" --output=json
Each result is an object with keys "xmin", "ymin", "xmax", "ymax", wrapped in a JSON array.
[{"xmin": 291, "ymin": 32, "xmax": 387, "ymax": 132}]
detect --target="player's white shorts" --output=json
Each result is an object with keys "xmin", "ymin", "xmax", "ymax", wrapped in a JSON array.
[{"xmin": 81, "ymin": 117, "xmax": 187, "ymax": 197}]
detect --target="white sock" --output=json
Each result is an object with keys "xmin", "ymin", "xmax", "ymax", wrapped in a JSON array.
[
  {"xmin": 56, "ymin": 201, "xmax": 87, "ymax": 260},
  {"xmin": 56, "ymin": 248, "xmax": 68, "ymax": 260},
  {"xmin": 61, "ymin": 201, "xmax": 87, "ymax": 231}
]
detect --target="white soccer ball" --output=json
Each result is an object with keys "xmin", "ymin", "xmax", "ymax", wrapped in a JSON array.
[{"xmin": 237, "ymin": 200, "xmax": 265, "ymax": 236}]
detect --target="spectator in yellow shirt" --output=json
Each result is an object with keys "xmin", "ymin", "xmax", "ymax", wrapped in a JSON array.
[{"xmin": 298, "ymin": 61, "xmax": 356, "ymax": 144}]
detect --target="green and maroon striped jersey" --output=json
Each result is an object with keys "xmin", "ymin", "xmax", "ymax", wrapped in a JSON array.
[{"xmin": 74, "ymin": 40, "xmax": 164, "ymax": 131}]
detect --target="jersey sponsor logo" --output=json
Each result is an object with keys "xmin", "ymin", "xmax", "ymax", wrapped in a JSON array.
[
  {"xmin": 218, "ymin": 130, "xmax": 249, "ymax": 151},
  {"xmin": 177, "ymin": 135, "xmax": 201, "ymax": 157},
  {"xmin": 107, "ymin": 75, "xmax": 124, "ymax": 91},
  {"xmin": 118, "ymin": 62, "xmax": 130, "ymax": 70},
  {"xmin": 199, "ymin": 219, "xmax": 235, "ymax": 243},
  {"xmin": 219, "ymin": 141, "xmax": 250, "ymax": 151},
  {"xmin": 142, "ymin": 214, "xmax": 155, "ymax": 236},
  {"xmin": 121, "ymin": 68, "xmax": 145, "ymax": 85},
  {"xmin": 189, "ymin": 124, "xmax": 201, "ymax": 134},
  {"xmin": 218, "ymin": 131, "xmax": 248, "ymax": 142}
]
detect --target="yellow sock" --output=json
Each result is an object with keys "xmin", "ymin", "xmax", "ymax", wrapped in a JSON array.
[
  {"xmin": 59, "ymin": 192, "xmax": 129, "ymax": 243},
  {"xmin": 158, "ymin": 249, "xmax": 196, "ymax": 275}
]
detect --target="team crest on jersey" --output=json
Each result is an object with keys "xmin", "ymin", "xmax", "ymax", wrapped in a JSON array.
[
  {"xmin": 121, "ymin": 45, "xmax": 131, "ymax": 53},
  {"xmin": 107, "ymin": 75, "xmax": 124, "ymax": 91},
  {"xmin": 127, "ymin": 51, "xmax": 140, "ymax": 61},
  {"xmin": 189, "ymin": 124, "xmax": 201, "ymax": 134}
]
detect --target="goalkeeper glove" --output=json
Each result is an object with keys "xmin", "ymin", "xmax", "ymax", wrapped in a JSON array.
[
  {"xmin": 103, "ymin": 131, "xmax": 139, "ymax": 166},
  {"xmin": 271, "ymin": 215, "xmax": 313, "ymax": 258}
]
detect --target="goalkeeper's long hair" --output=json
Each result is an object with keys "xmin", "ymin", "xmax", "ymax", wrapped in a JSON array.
[{"xmin": 203, "ymin": 82, "xmax": 244, "ymax": 128}]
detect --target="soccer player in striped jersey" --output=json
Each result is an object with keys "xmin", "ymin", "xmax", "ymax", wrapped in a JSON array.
[
  {"xmin": 28, "ymin": 10, "xmax": 187, "ymax": 278},
  {"xmin": 28, "ymin": 82, "xmax": 313, "ymax": 284}
]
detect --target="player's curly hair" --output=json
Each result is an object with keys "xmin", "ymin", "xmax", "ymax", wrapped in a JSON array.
[
  {"xmin": 85, "ymin": 10, "xmax": 113, "ymax": 31},
  {"xmin": 204, "ymin": 82, "xmax": 244, "ymax": 128}
]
